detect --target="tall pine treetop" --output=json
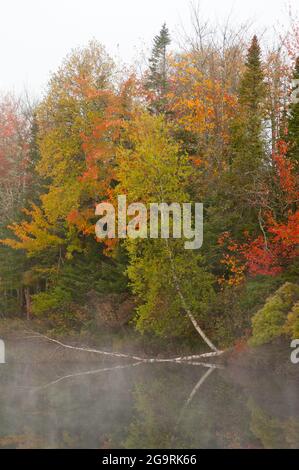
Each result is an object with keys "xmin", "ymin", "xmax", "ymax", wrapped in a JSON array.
[
  {"xmin": 246, "ymin": 35, "xmax": 262, "ymax": 68},
  {"xmin": 239, "ymin": 35, "xmax": 265, "ymax": 109},
  {"xmin": 146, "ymin": 23, "xmax": 171, "ymax": 113},
  {"xmin": 228, "ymin": 33, "xmax": 266, "ymax": 225},
  {"xmin": 149, "ymin": 23, "xmax": 171, "ymax": 70},
  {"xmin": 286, "ymin": 56, "xmax": 299, "ymax": 164}
]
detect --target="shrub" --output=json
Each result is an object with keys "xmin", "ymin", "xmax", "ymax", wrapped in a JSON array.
[
  {"xmin": 32, "ymin": 287, "xmax": 72, "ymax": 316},
  {"xmin": 250, "ymin": 282, "xmax": 299, "ymax": 346},
  {"xmin": 285, "ymin": 301, "xmax": 299, "ymax": 339}
]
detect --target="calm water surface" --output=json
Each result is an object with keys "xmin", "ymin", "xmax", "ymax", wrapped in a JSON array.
[{"xmin": 0, "ymin": 338, "xmax": 298, "ymax": 448}]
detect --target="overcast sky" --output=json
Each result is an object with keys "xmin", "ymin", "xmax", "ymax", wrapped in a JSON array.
[{"xmin": 0, "ymin": 0, "xmax": 297, "ymax": 96}]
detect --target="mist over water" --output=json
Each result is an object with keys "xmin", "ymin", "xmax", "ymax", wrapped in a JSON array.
[{"xmin": 0, "ymin": 338, "xmax": 298, "ymax": 449}]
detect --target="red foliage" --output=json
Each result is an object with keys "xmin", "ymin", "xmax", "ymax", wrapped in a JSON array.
[
  {"xmin": 219, "ymin": 141, "xmax": 299, "ymax": 279},
  {"xmin": 0, "ymin": 96, "xmax": 30, "ymax": 215}
]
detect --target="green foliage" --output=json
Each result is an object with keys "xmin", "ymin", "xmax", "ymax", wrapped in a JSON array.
[
  {"xmin": 248, "ymin": 399, "xmax": 299, "ymax": 449},
  {"xmin": 146, "ymin": 23, "xmax": 171, "ymax": 113},
  {"xmin": 32, "ymin": 287, "xmax": 72, "ymax": 316},
  {"xmin": 31, "ymin": 243, "xmax": 128, "ymax": 318},
  {"xmin": 0, "ymin": 42, "xmax": 129, "ymax": 323},
  {"xmin": 239, "ymin": 36, "xmax": 266, "ymax": 109},
  {"xmin": 232, "ymin": 35, "xmax": 266, "ymax": 169},
  {"xmin": 250, "ymin": 282, "xmax": 299, "ymax": 346},
  {"xmin": 206, "ymin": 274, "xmax": 284, "ymax": 346},
  {"xmin": 0, "ymin": 29, "xmax": 297, "ymax": 348},
  {"xmin": 285, "ymin": 301, "xmax": 299, "ymax": 339},
  {"xmin": 117, "ymin": 113, "xmax": 215, "ymax": 338},
  {"xmin": 287, "ymin": 57, "xmax": 299, "ymax": 165},
  {"xmin": 128, "ymin": 239, "xmax": 214, "ymax": 337},
  {"xmin": 223, "ymin": 35, "xmax": 267, "ymax": 236},
  {"xmin": 0, "ymin": 247, "xmax": 24, "ymax": 316}
]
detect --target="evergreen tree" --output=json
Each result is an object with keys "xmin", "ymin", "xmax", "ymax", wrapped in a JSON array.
[
  {"xmin": 27, "ymin": 113, "xmax": 43, "ymax": 200},
  {"xmin": 287, "ymin": 57, "xmax": 299, "ymax": 165},
  {"xmin": 239, "ymin": 36, "xmax": 265, "ymax": 109},
  {"xmin": 223, "ymin": 35, "xmax": 267, "ymax": 236},
  {"xmin": 146, "ymin": 23, "xmax": 171, "ymax": 113},
  {"xmin": 232, "ymin": 35, "xmax": 266, "ymax": 172}
]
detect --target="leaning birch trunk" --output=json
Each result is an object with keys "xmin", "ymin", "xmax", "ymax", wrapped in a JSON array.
[{"xmin": 165, "ymin": 239, "xmax": 223, "ymax": 355}]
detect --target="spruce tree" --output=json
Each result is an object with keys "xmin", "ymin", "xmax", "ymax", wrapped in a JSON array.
[
  {"xmin": 239, "ymin": 36, "xmax": 265, "ymax": 110},
  {"xmin": 232, "ymin": 35, "xmax": 266, "ymax": 172},
  {"xmin": 26, "ymin": 113, "xmax": 44, "ymax": 205},
  {"xmin": 287, "ymin": 57, "xmax": 299, "ymax": 165},
  {"xmin": 222, "ymin": 35, "xmax": 267, "ymax": 236},
  {"xmin": 146, "ymin": 23, "xmax": 171, "ymax": 113}
]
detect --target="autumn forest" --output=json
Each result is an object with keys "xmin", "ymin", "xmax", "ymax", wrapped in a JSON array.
[{"xmin": 0, "ymin": 11, "xmax": 299, "ymax": 355}]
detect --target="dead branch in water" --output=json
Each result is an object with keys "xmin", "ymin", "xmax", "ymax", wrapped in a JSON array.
[
  {"xmin": 29, "ymin": 358, "xmax": 222, "ymax": 392},
  {"xmin": 31, "ymin": 361, "xmax": 144, "ymax": 392},
  {"xmin": 25, "ymin": 331, "xmax": 145, "ymax": 361},
  {"xmin": 24, "ymin": 331, "xmax": 225, "ymax": 364},
  {"xmin": 171, "ymin": 367, "xmax": 216, "ymax": 445},
  {"xmin": 21, "ymin": 331, "xmax": 223, "ymax": 394}
]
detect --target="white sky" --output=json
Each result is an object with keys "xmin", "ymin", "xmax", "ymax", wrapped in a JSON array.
[{"xmin": 0, "ymin": 0, "xmax": 297, "ymax": 96}]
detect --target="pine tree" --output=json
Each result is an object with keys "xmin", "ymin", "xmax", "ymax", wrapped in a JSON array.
[
  {"xmin": 216, "ymin": 36, "xmax": 267, "ymax": 239},
  {"xmin": 146, "ymin": 23, "xmax": 171, "ymax": 113},
  {"xmin": 232, "ymin": 35, "xmax": 266, "ymax": 172},
  {"xmin": 25, "ymin": 112, "xmax": 44, "ymax": 206},
  {"xmin": 287, "ymin": 57, "xmax": 299, "ymax": 165},
  {"xmin": 239, "ymin": 36, "xmax": 265, "ymax": 109}
]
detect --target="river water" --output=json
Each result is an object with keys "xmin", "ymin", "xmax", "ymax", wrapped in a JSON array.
[{"xmin": 0, "ymin": 337, "xmax": 298, "ymax": 448}]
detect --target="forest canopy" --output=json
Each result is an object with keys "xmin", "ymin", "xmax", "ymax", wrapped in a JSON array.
[{"xmin": 0, "ymin": 12, "xmax": 298, "ymax": 350}]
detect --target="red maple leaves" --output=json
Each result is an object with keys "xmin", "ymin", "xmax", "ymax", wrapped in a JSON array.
[{"xmin": 219, "ymin": 141, "xmax": 299, "ymax": 281}]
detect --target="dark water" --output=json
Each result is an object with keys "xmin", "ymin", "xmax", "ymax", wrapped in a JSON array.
[{"xmin": 0, "ymin": 339, "xmax": 298, "ymax": 449}]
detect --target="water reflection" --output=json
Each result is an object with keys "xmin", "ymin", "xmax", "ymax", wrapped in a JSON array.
[{"xmin": 0, "ymin": 341, "xmax": 298, "ymax": 449}]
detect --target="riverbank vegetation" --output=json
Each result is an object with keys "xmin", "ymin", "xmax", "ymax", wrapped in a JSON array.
[{"xmin": 0, "ymin": 9, "xmax": 298, "ymax": 351}]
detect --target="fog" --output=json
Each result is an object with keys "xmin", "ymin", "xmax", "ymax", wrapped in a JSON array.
[
  {"xmin": 0, "ymin": 338, "xmax": 298, "ymax": 448},
  {"xmin": 0, "ymin": 0, "xmax": 298, "ymax": 95}
]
